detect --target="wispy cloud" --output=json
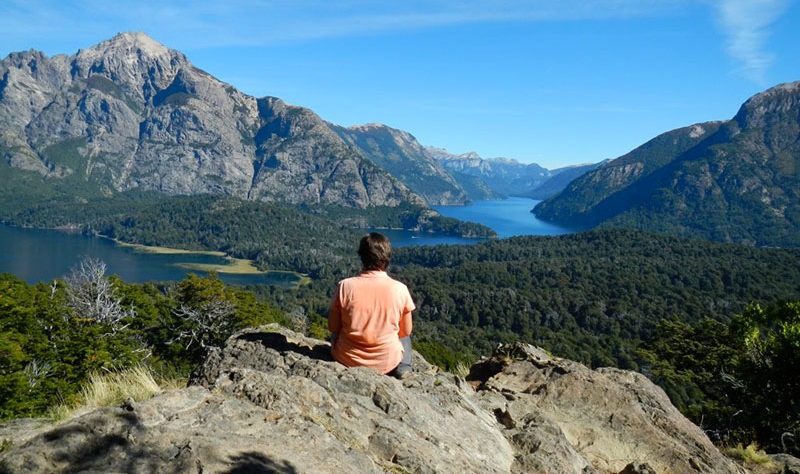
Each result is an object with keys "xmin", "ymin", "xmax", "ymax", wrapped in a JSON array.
[
  {"xmin": 1, "ymin": 0, "xmax": 688, "ymax": 52},
  {"xmin": 712, "ymin": 0, "xmax": 788, "ymax": 84}
]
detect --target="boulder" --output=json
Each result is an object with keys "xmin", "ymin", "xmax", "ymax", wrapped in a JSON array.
[{"xmin": 0, "ymin": 325, "xmax": 746, "ymax": 473}]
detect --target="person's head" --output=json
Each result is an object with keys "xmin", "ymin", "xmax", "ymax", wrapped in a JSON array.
[{"xmin": 358, "ymin": 233, "xmax": 391, "ymax": 271}]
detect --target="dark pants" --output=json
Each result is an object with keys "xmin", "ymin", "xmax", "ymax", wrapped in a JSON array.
[{"xmin": 396, "ymin": 335, "xmax": 412, "ymax": 373}]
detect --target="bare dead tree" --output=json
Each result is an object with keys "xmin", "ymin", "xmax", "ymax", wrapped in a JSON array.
[
  {"xmin": 172, "ymin": 299, "xmax": 236, "ymax": 350},
  {"xmin": 288, "ymin": 307, "xmax": 309, "ymax": 335},
  {"xmin": 23, "ymin": 359, "xmax": 52, "ymax": 388},
  {"xmin": 64, "ymin": 257, "xmax": 135, "ymax": 334}
]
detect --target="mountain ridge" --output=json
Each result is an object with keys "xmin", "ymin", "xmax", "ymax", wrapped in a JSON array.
[
  {"xmin": 0, "ymin": 32, "xmax": 425, "ymax": 209},
  {"xmin": 425, "ymin": 146, "xmax": 553, "ymax": 198},
  {"xmin": 329, "ymin": 122, "xmax": 469, "ymax": 205},
  {"xmin": 534, "ymin": 81, "xmax": 800, "ymax": 246}
]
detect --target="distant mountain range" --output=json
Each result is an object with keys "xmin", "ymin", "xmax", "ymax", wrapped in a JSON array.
[
  {"xmin": 14, "ymin": 33, "xmax": 792, "ymax": 248},
  {"xmin": 535, "ymin": 82, "xmax": 800, "ymax": 246},
  {"xmin": 330, "ymin": 123, "xmax": 468, "ymax": 205},
  {"xmin": 0, "ymin": 32, "xmax": 585, "ymax": 212},
  {"xmin": 425, "ymin": 146, "xmax": 550, "ymax": 197},
  {"xmin": 0, "ymin": 33, "xmax": 431, "ymax": 208},
  {"xmin": 424, "ymin": 146, "xmax": 601, "ymax": 201}
]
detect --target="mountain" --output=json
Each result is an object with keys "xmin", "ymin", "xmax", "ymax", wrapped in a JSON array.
[
  {"xmin": 525, "ymin": 161, "xmax": 605, "ymax": 200},
  {"xmin": 535, "ymin": 82, "xmax": 800, "ymax": 246},
  {"xmin": 0, "ymin": 325, "xmax": 749, "ymax": 473},
  {"xmin": 330, "ymin": 123, "xmax": 469, "ymax": 205},
  {"xmin": 0, "ymin": 32, "xmax": 423, "ymax": 209},
  {"xmin": 426, "ymin": 146, "xmax": 550, "ymax": 197}
]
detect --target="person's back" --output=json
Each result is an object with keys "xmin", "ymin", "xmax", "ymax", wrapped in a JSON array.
[{"xmin": 328, "ymin": 233, "xmax": 414, "ymax": 377}]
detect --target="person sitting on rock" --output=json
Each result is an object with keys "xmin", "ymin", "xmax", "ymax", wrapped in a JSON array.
[{"xmin": 328, "ymin": 232, "xmax": 414, "ymax": 379}]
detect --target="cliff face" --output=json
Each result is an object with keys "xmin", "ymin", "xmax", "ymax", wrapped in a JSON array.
[
  {"xmin": 0, "ymin": 325, "xmax": 746, "ymax": 473},
  {"xmin": 0, "ymin": 32, "xmax": 421, "ymax": 208},
  {"xmin": 534, "ymin": 81, "xmax": 800, "ymax": 246},
  {"xmin": 330, "ymin": 123, "xmax": 470, "ymax": 205}
]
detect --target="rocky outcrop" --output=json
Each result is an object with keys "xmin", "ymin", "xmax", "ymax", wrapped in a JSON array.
[
  {"xmin": 0, "ymin": 32, "xmax": 422, "ymax": 208},
  {"xmin": 0, "ymin": 325, "xmax": 747, "ymax": 473}
]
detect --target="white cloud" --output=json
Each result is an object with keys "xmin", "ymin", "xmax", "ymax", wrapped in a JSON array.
[
  {"xmin": 712, "ymin": 0, "xmax": 788, "ymax": 84},
  {"xmin": 0, "ymin": 0, "xmax": 689, "ymax": 52}
]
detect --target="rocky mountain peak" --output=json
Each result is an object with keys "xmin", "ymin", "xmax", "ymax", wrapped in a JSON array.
[
  {"xmin": 0, "ymin": 33, "xmax": 427, "ymax": 209},
  {"xmin": 734, "ymin": 80, "xmax": 800, "ymax": 130},
  {"xmin": 72, "ymin": 31, "xmax": 189, "ymax": 97},
  {"xmin": 79, "ymin": 31, "xmax": 176, "ymax": 62}
]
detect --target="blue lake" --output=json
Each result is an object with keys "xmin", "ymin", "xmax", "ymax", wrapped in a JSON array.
[
  {"xmin": 0, "ymin": 197, "xmax": 572, "ymax": 284},
  {"xmin": 0, "ymin": 225, "xmax": 301, "ymax": 286},
  {"xmin": 374, "ymin": 197, "xmax": 574, "ymax": 247}
]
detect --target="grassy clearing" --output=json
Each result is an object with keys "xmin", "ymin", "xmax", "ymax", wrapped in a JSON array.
[
  {"xmin": 109, "ymin": 236, "xmax": 300, "ymax": 276},
  {"xmin": 109, "ymin": 238, "xmax": 226, "ymax": 256},
  {"xmin": 48, "ymin": 365, "xmax": 185, "ymax": 422},
  {"xmin": 174, "ymin": 257, "xmax": 264, "ymax": 274}
]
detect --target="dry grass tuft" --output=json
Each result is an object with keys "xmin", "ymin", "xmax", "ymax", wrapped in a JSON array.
[
  {"xmin": 723, "ymin": 443, "xmax": 775, "ymax": 467},
  {"xmin": 48, "ymin": 365, "xmax": 185, "ymax": 422}
]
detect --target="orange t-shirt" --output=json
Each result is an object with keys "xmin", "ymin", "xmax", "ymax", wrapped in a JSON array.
[{"xmin": 328, "ymin": 270, "xmax": 415, "ymax": 374}]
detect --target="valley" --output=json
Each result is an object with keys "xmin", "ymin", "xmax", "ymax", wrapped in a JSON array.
[{"xmin": 1, "ymin": 29, "xmax": 799, "ymax": 467}]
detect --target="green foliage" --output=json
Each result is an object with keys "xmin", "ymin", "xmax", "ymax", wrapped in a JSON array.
[
  {"xmin": 384, "ymin": 228, "xmax": 800, "ymax": 367},
  {"xmin": 0, "ymin": 268, "xmax": 291, "ymax": 421},
  {"xmin": 731, "ymin": 302, "xmax": 800, "ymax": 452},
  {"xmin": 641, "ymin": 301, "xmax": 800, "ymax": 454},
  {"xmin": 638, "ymin": 318, "xmax": 738, "ymax": 427},
  {"xmin": 304, "ymin": 202, "xmax": 495, "ymax": 238},
  {"xmin": 413, "ymin": 339, "xmax": 476, "ymax": 372}
]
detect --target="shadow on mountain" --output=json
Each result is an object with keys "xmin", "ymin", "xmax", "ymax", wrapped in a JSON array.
[{"xmin": 224, "ymin": 452, "xmax": 298, "ymax": 474}]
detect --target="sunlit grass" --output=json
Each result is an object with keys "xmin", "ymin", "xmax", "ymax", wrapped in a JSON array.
[
  {"xmin": 722, "ymin": 443, "xmax": 775, "ymax": 467},
  {"xmin": 48, "ymin": 365, "xmax": 185, "ymax": 422}
]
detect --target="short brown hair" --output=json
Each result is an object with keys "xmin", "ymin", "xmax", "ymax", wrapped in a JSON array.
[{"xmin": 358, "ymin": 233, "xmax": 391, "ymax": 271}]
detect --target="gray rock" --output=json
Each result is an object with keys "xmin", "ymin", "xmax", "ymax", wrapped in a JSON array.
[
  {"xmin": 425, "ymin": 145, "xmax": 552, "ymax": 197},
  {"xmin": 468, "ymin": 342, "xmax": 747, "ymax": 474},
  {"xmin": 0, "ymin": 32, "xmax": 423, "ymax": 209},
  {"xmin": 0, "ymin": 327, "xmax": 746, "ymax": 473},
  {"xmin": 331, "ymin": 123, "xmax": 469, "ymax": 205}
]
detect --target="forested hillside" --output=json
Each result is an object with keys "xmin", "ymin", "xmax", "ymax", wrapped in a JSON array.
[
  {"xmin": 252, "ymin": 229, "xmax": 800, "ymax": 370},
  {"xmin": 0, "ymin": 194, "xmax": 494, "ymax": 279},
  {"xmin": 535, "ymin": 82, "xmax": 800, "ymax": 246}
]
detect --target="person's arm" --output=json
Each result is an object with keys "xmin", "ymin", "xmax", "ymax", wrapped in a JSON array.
[
  {"xmin": 398, "ymin": 309, "xmax": 413, "ymax": 338},
  {"xmin": 398, "ymin": 286, "xmax": 415, "ymax": 338},
  {"xmin": 328, "ymin": 283, "xmax": 342, "ymax": 336}
]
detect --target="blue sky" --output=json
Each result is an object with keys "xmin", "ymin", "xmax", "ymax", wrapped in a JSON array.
[{"xmin": 1, "ymin": 1, "xmax": 798, "ymax": 169}]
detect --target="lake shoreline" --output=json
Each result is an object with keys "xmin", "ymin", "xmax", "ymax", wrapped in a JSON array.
[{"xmin": 97, "ymin": 235, "xmax": 310, "ymax": 282}]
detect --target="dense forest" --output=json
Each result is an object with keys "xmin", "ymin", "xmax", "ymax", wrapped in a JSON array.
[
  {"xmin": 257, "ymin": 229, "xmax": 800, "ymax": 367},
  {"xmin": 0, "ymin": 193, "xmax": 492, "ymax": 279},
  {"xmin": 1, "ymin": 192, "xmax": 799, "ymax": 453}
]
